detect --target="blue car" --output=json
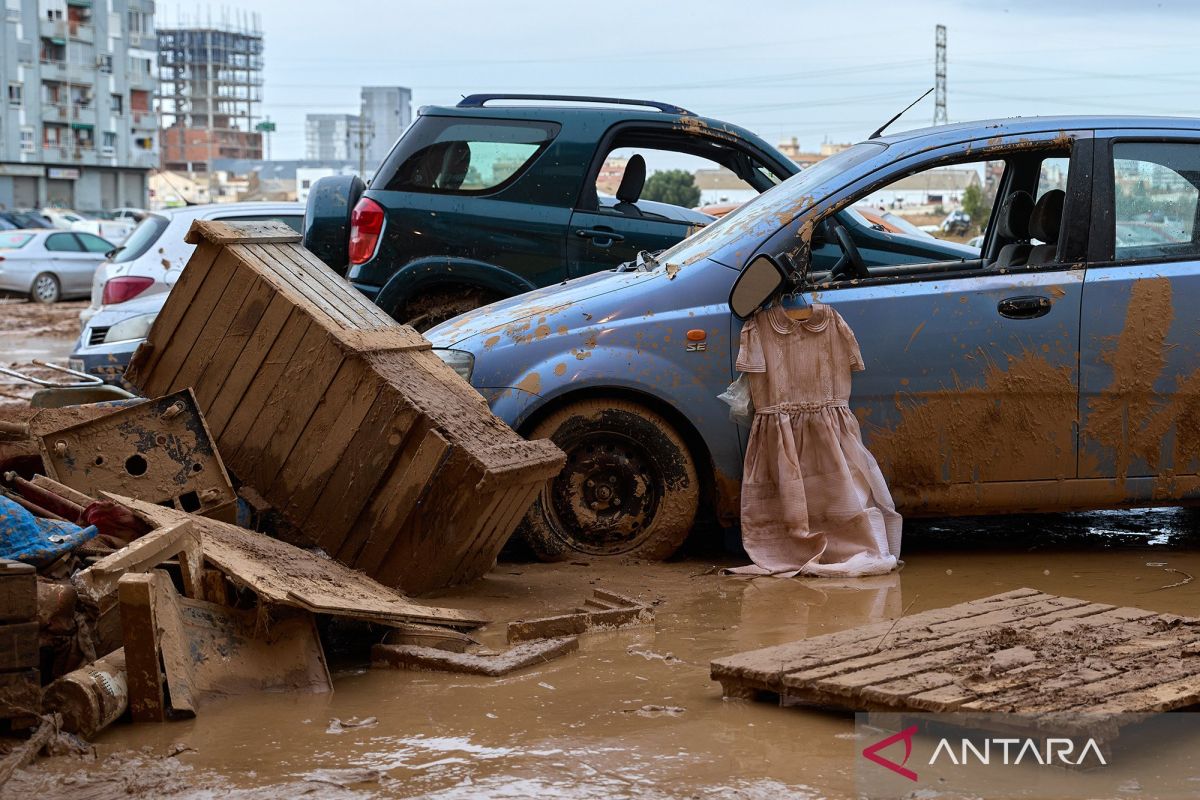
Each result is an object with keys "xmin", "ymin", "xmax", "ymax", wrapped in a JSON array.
[{"xmin": 427, "ymin": 115, "xmax": 1200, "ymax": 561}]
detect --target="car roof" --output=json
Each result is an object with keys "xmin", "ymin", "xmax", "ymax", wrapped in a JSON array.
[
  {"xmin": 875, "ymin": 115, "xmax": 1200, "ymax": 147},
  {"xmin": 160, "ymin": 202, "xmax": 305, "ymax": 220}
]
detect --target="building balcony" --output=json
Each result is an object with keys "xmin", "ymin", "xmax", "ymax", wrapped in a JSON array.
[
  {"xmin": 39, "ymin": 59, "xmax": 69, "ymax": 80},
  {"xmin": 68, "ymin": 22, "xmax": 94, "ymax": 44},
  {"xmin": 131, "ymin": 110, "xmax": 157, "ymax": 129},
  {"xmin": 126, "ymin": 149, "xmax": 160, "ymax": 170},
  {"xmin": 42, "ymin": 103, "xmax": 68, "ymax": 123},
  {"xmin": 40, "ymin": 19, "xmax": 68, "ymax": 41}
]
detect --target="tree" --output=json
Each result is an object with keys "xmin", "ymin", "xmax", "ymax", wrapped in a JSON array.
[
  {"xmin": 641, "ymin": 169, "xmax": 701, "ymax": 209},
  {"xmin": 960, "ymin": 183, "xmax": 990, "ymax": 233}
]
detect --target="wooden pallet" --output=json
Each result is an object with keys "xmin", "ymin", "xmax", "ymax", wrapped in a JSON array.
[
  {"xmin": 124, "ymin": 220, "xmax": 564, "ymax": 594},
  {"xmin": 711, "ymin": 588, "xmax": 1200, "ymax": 723}
]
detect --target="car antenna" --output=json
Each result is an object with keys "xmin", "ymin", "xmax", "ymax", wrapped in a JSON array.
[{"xmin": 869, "ymin": 88, "xmax": 934, "ymax": 140}]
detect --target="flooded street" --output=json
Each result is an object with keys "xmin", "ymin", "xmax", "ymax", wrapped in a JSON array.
[
  {"xmin": 9, "ymin": 511, "xmax": 1200, "ymax": 799},
  {"xmin": 0, "ymin": 300, "xmax": 85, "ymax": 409}
]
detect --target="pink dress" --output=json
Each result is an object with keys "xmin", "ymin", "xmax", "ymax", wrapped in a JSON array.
[{"xmin": 729, "ymin": 303, "xmax": 902, "ymax": 577}]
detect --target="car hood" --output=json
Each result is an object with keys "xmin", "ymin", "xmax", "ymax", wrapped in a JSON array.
[{"xmin": 426, "ymin": 268, "xmax": 662, "ymax": 347}]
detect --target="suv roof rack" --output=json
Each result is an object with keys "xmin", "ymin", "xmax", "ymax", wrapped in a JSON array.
[{"xmin": 457, "ymin": 94, "xmax": 693, "ymax": 115}]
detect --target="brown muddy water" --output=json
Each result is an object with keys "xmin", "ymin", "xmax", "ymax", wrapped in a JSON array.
[{"xmin": 9, "ymin": 510, "xmax": 1200, "ymax": 800}]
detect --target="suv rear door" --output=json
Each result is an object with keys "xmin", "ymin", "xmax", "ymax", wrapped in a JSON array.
[{"xmin": 1079, "ymin": 133, "xmax": 1200, "ymax": 491}]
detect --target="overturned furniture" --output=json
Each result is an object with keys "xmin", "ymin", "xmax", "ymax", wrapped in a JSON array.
[
  {"xmin": 126, "ymin": 220, "xmax": 565, "ymax": 593},
  {"xmin": 711, "ymin": 588, "xmax": 1200, "ymax": 742}
]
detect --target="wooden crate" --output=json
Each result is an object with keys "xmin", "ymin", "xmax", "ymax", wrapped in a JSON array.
[
  {"xmin": 125, "ymin": 220, "xmax": 564, "ymax": 594},
  {"xmin": 712, "ymin": 588, "xmax": 1200, "ymax": 736},
  {"xmin": 0, "ymin": 559, "xmax": 39, "ymax": 721}
]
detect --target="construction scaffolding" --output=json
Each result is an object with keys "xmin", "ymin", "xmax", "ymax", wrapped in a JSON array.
[{"xmin": 157, "ymin": 11, "xmax": 264, "ymax": 170}]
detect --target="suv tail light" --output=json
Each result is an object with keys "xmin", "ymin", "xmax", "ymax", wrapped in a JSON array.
[
  {"xmin": 101, "ymin": 275, "xmax": 155, "ymax": 305},
  {"xmin": 348, "ymin": 197, "xmax": 384, "ymax": 265}
]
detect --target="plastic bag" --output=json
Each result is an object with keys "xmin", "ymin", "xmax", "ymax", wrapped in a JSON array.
[{"xmin": 718, "ymin": 374, "xmax": 755, "ymax": 428}]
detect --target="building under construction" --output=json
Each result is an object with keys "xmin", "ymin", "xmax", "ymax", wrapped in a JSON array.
[{"xmin": 157, "ymin": 14, "xmax": 264, "ymax": 171}]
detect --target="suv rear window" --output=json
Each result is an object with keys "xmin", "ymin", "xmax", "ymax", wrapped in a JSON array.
[{"xmin": 374, "ymin": 116, "xmax": 560, "ymax": 194}]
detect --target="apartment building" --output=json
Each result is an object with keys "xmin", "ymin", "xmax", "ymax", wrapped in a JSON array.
[{"xmin": 0, "ymin": 0, "xmax": 158, "ymax": 210}]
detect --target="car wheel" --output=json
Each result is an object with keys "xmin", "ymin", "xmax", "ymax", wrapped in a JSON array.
[
  {"xmin": 30, "ymin": 273, "xmax": 61, "ymax": 304},
  {"xmin": 520, "ymin": 399, "xmax": 699, "ymax": 561},
  {"xmin": 398, "ymin": 287, "xmax": 503, "ymax": 332}
]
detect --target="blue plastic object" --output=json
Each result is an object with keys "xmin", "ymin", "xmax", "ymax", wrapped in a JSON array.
[{"xmin": 0, "ymin": 495, "xmax": 97, "ymax": 567}]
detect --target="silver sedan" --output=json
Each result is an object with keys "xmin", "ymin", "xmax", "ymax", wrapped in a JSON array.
[{"xmin": 0, "ymin": 229, "xmax": 115, "ymax": 303}]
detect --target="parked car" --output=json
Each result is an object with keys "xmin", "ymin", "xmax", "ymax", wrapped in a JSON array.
[
  {"xmin": 0, "ymin": 229, "xmax": 115, "ymax": 303},
  {"xmin": 426, "ymin": 115, "xmax": 1200, "ymax": 561},
  {"xmin": 303, "ymin": 94, "xmax": 799, "ymax": 330},
  {"xmin": 941, "ymin": 209, "xmax": 971, "ymax": 235},
  {"xmin": 72, "ymin": 202, "xmax": 305, "ymax": 379},
  {"xmin": 0, "ymin": 210, "xmax": 52, "ymax": 230}
]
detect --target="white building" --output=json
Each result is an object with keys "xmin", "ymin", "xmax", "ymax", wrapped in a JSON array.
[
  {"xmin": 305, "ymin": 113, "xmax": 357, "ymax": 161},
  {"xmin": 360, "ymin": 86, "xmax": 411, "ymax": 168},
  {"xmin": 859, "ymin": 167, "xmax": 982, "ymax": 211}
]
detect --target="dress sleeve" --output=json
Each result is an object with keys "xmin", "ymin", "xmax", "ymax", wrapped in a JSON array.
[
  {"xmin": 835, "ymin": 312, "xmax": 865, "ymax": 372},
  {"xmin": 735, "ymin": 317, "xmax": 767, "ymax": 373}
]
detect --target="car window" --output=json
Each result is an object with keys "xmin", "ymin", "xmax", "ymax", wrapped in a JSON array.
[
  {"xmin": 375, "ymin": 116, "xmax": 560, "ymax": 194},
  {"xmin": 112, "ymin": 213, "xmax": 169, "ymax": 263},
  {"xmin": 218, "ymin": 214, "xmax": 304, "ymax": 233},
  {"xmin": 44, "ymin": 232, "xmax": 83, "ymax": 252},
  {"xmin": 77, "ymin": 233, "xmax": 114, "ymax": 253},
  {"xmin": 590, "ymin": 146, "xmax": 749, "ymax": 224},
  {"xmin": 0, "ymin": 232, "xmax": 33, "ymax": 248},
  {"xmin": 1111, "ymin": 141, "xmax": 1200, "ymax": 262}
]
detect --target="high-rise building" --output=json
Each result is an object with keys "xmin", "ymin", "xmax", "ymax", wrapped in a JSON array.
[
  {"xmin": 0, "ymin": 0, "xmax": 159, "ymax": 210},
  {"xmin": 360, "ymin": 86, "xmax": 411, "ymax": 168},
  {"xmin": 305, "ymin": 113, "xmax": 357, "ymax": 161},
  {"xmin": 157, "ymin": 15, "xmax": 263, "ymax": 171}
]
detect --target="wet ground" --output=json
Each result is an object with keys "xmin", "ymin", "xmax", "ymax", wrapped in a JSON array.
[
  {"xmin": 0, "ymin": 299, "xmax": 86, "ymax": 409},
  {"xmin": 5, "ymin": 302, "xmax": 1200, "ymax": 798},
  {"xmin": 7, "ymin": 511, "xmax": 1200, "ymax": 800}
]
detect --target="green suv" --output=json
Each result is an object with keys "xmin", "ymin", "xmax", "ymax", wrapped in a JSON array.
[{"xmin": 303, "ymin": 94, "xmax": 798, "ymax": 328}]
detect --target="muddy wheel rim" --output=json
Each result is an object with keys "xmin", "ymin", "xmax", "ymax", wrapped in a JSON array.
[
  {"xmin": 33, "ymin": 275, "xmax": 57, "ymax": 302},
  {"xmin": 547, "ymin": 431, "xmax": 663, "ymax": 555}
]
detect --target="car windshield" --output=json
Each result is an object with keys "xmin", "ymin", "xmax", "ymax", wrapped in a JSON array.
[
  {"xmin": 0, "ymin": 232, "xmax": 33, "ymax": 249},
  {"xmin": 112, "ymin": 213, "xmax": 170, "ymax": 263},
  {"xmin": 657, "ymin": 141, "xmax": 887, "ymax": 269}
]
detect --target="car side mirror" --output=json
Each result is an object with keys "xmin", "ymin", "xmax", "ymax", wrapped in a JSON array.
[{"xmin": 729, "ymin": 254, "xmax": 787, "ymax": 320}]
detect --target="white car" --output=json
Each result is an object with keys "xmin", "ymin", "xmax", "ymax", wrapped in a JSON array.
[
  {"xmin": 0, "ymin": 229, "xmax": 115, "ymax": 303},
  {"xmin": 81, "ymin": 201, "xmax": 305, "ymax": 326}
]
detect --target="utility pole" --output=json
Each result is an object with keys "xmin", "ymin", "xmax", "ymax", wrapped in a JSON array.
[
  {"xmin": 934, "ymin": 24, "xmax": 948, "ymax": 126},
  {"xmin": 351, "ymin": 119, "xmax": 374, "ymax": 178}
]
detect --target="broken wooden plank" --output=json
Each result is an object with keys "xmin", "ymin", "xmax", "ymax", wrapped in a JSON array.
[
  {"xmin": 73, "ymin": 521, "xmax": 201, "ymax": 604},
  {"xmin": 507, "ymin": 590, "xmax": 653, "ymax": 643},
  {"xmin": 0, "ymin": 560, "xmax": 36, "ymax": 623},
  {"xmin": 108, "ymin": 495, "xmax": 487, "ymax": 629},
  {"xmin": 117, "ymin": 573, "xmax": 165, "ymax": 722},
  {"xmin": 372, "ymin": 637, "xmax": 578, "ymax": 676}
]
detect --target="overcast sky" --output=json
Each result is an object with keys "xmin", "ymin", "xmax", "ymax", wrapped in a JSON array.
[{"xmin": 160, "ymin": 0, "xmax": 1200, "ymax": 161}]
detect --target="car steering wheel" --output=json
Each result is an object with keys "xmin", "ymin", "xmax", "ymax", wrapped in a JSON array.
[{"xmin": 829, "ymin": 222, "xmax": 871, "ymax": 281}]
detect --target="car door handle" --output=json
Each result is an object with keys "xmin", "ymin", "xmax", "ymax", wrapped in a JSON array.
[
  {"xmin": 576, "ymin": 228, "xmax": 625, "ymax": 246},
  {"xmin": 997, "ymin": 295, "xmax": 1052, "ymax": 320}
]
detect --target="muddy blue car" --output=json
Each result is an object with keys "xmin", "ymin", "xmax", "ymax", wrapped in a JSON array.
[{"xmin": 428, "ymin": 115, "xmax": 1200, "ymax": 561}]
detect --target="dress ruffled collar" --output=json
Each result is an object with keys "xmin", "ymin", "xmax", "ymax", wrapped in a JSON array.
[{"xmin": 767, "ymin": 302, "xmax": 830, "ymax": 334}]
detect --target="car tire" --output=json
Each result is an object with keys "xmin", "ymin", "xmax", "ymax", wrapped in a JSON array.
[
  {"xmin": 398, "ymin": 287, "xmax": 502, "ymax": 332},
  {"xmin": 30, "ymin": 273, "xmax": 61, "ymax": 304},
  {"xmin": 520, "ymin": 399, "xmax": 699, "ymax": 562}
]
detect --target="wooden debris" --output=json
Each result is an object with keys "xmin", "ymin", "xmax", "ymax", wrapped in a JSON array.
[
  {"xmin": 507, "ymin": 589, "xmax": 653, "ymax": 643},
  {"xmin": 119, "ymin": 570, "xmax": 331, "ymax": 720},
  {"xmin": 0, "ymin": 714, "xmax": 59, "ymax": 788},
  {"xmin": 34, "ymin": 389, "xmax": 236, "ymax": 522},
  {"xmin": 381, "ymin": 623, "xmax": 480, "ymax": 653},
  {"xmin": 73, "ymin": 521, "xmax": 202, "ymax": 604},
  {"xmin": 109, "ymin": 495, "xmax": 488, "ymax": 629},
  {"xmin": 123, "ymin": 220, "xmax": 565, "ymax": 593},
  {"xmin": 373, "ymin": 637, "xmax": 579, "ymax": 676},
  {"xmin": 0, "ymin": 560, "xmax": 39, "ymax": 724},
  {"xmin": 29, "ymin": 475, "xmax": 93, "ymax": 509},
  {"xmin": 711, "ymin": 588, "xmax": 1200, "ymax": 731}
]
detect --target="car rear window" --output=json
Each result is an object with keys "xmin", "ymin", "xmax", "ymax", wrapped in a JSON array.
[
  {"xmin": 374, "ymin": 116, "xmax": 560, "ymax": 194},
  {"xmin": 112, "ymin": 213, "xmax": 169, "ymax": 263},
  {"xmin": 0, "ymin": 232, "xmax": 33, "ymax": 249}
]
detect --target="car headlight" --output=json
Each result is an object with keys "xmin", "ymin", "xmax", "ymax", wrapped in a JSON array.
[
  {"xmin": 103, "ymin": 313, "xmax": 157, "ymax": 344},
  {"xmin": 434, "ymin": 349, "xmax": 475, "ymax": 383}
]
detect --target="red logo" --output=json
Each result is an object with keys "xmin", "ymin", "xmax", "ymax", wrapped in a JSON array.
[{"xmin": 862, "ymin": 724, "xmax": 919, "ymax": 781}]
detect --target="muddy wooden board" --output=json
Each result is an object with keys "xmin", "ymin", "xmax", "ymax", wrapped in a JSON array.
[
  {"xmin": 123, "ymin": 220, "xmax": 565, "ymax": 593},
  {"xmin": 109, "ymin": 494, "xmax": 487, "ymax": 630},
  {"xmin": 711, "ymin": 588, "xmax": 1200, "ymax": 731}
]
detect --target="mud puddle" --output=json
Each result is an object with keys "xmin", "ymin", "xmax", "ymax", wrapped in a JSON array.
[
  {"xmin": 0, "ymin": 300, "xmax": 84, "ymax": 408},
  {"xmin": 10, "ymin": 515, "xmax": 1200, "ymax": 800}
]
